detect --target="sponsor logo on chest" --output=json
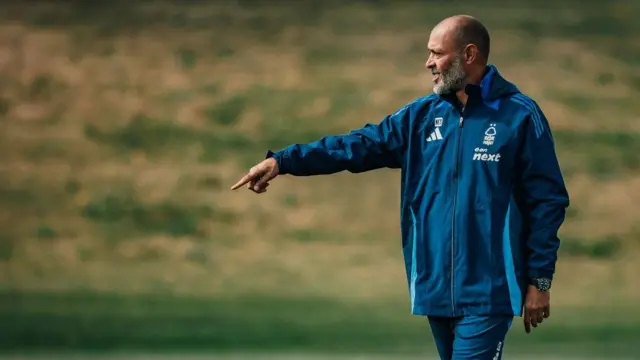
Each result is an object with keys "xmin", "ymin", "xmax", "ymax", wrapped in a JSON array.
[
  {"xmin": 473, "ymin": 123, "xmax": 501, "ymax": 162},
  {"xmin": 473, "ymin": 147, "xmax": 501, "ymax": 162}
]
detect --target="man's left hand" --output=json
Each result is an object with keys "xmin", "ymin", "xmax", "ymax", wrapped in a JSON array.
[{"xmin": 523, "ymin": 285, "xmax": 550, "ymax": 334}]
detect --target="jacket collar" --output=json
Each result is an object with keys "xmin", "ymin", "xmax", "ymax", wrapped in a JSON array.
[{"xmin": 439, "ymin": 64, "xmax": 520, "ymax": 110}]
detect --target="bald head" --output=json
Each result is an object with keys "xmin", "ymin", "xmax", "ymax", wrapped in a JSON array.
[
  {"xmin": 426, "ymin": 15, "xmax": 491, "ymax": 96},
  {"xmin": 434, "ymin": 15, "xmax": 490, "ymax": 62}
]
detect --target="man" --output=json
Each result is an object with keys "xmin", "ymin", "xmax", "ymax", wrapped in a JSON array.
[{"xmin": 231, "ymin": 15, "xmax": 569, "ymax": 360}]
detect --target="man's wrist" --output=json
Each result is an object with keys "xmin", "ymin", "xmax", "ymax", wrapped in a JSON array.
[
  {"xmin": 266, "ymin": 150, "xmax": 286, "ymax": 174},
  {"xmin": 528, "ymin": 277, "xmax": 552, "ymax": 292}
]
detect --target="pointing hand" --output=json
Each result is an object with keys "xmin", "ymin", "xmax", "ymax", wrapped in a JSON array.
[{"xmin": 230, "ymin": 158, "xmax": 280, "ymax": 194}]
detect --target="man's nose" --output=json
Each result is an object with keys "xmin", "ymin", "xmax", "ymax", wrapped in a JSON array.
[{"xmin": 425, "ymin": 56, "xmax": 435, "ymax": 69}]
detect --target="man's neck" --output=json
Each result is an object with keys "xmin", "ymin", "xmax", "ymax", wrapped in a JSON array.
[{"xmin": 455, "ymin": 65, "xmax": 488, "ymax": 106}]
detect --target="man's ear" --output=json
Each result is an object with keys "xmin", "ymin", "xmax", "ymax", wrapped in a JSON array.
[{"xmin": 463, "ymin": 44, "xmax": 478, "ymax": 64}]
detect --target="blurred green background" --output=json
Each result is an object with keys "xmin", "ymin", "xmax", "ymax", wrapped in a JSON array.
[{"xmin": 1, "ymin": 1, "xmax": 639, "ymax": 359}]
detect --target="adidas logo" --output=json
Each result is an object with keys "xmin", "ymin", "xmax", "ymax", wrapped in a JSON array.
[{"xmin": 426, "ymin": 128, "xmax": 443, "ymax": 142}]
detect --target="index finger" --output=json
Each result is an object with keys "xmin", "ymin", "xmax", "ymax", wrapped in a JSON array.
[
  {"xmin": 524, "ymin": 312, "xmax": 531, "ymax": 334},
  {"xmin": 230, "ymin": 172, "xmax": 254, "ymax": 190}
]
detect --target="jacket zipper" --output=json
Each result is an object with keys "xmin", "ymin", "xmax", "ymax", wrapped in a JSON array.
[{"xmin": 451, "ymin": 114, "xmax": 464, "ymax": 315}]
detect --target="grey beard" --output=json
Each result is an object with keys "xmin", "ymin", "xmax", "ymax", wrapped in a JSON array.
[{"xmin": 433, "ymin": 56, "xmax": 467, "ymax": 95}]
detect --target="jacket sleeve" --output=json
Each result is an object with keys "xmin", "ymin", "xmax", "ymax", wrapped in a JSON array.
[
  {"xmin": 517, "ymin": 103, "xmax": 570, "ymax": 281},
  {"xmin": 266, "ymin": 104, "xmax": 412, "ymax": 176}
]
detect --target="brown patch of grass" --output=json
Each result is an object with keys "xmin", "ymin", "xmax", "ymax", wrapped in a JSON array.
[
  {"xmin": 553, "ymin": 258, "xmax": 631, "ymax": 307},
  {"xmin": 495, "ymin": 38, "xmax": 640, "ymax": 131},
  {"xmin": 561, "ymin": 175, "xmax": 640, "ymax": 239}
]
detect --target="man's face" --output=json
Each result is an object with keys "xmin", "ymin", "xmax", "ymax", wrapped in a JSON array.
[{"xmin": 426, "ymin": 29, "xmax": 467, "ymax": 95}]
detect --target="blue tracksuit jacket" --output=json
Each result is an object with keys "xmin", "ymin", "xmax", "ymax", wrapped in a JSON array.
[{"xmin": 267, "ymin": 65, "xmax": 570, "ymax": 317}]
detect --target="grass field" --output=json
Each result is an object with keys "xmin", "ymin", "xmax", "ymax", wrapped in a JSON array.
[
  {"xmin": 1, "ymin": 355, "xmax": 635, "ymax": 360},
  {"xmin": 2, "ymin": 291, "xmax": 639, "ymax": 357},
  {"xmin": 2, "ymin": 0, "xmax": 639, "ymax": 305},
  {"xmin": 1, "ymin": 0, "xmax": 639, "ymax": 356}
]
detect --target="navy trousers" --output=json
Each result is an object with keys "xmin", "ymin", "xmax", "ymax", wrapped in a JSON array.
[{"xmin": 428, "ymin": 315, "xmax": 513, "ymax": 360}]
